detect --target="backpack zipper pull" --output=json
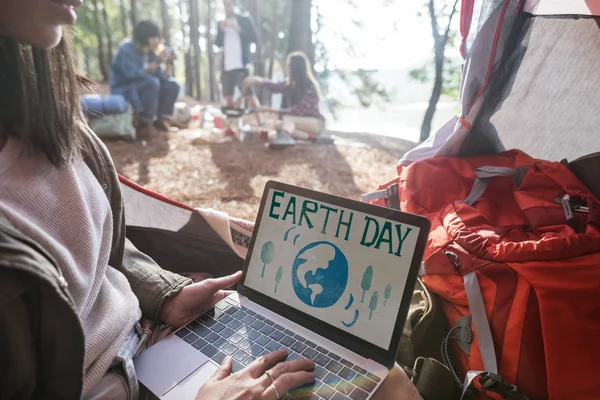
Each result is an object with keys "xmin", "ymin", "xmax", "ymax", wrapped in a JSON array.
[
  {"xmin": 58, "ymin": 273, "xmax": 68, "ymax": 289},
  {"xmin": 560, "ymin": 194, "xmax": 574, "ymax": 220}
]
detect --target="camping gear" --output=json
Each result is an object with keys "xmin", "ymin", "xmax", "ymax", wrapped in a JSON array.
[
  {"xmin": 362, "ymin": 1, "xmax": 600, "ymax": 399},
  {"xmin": 81, "ymin": 94, "xmax": 129, "ymax": 117},
  {"xmin": 88, "ymin": 108, "xmax": 136, "ymax": 141},
  {"xmin": 368, "ymin": 149, "xmax": 600, "ymax": 399}
]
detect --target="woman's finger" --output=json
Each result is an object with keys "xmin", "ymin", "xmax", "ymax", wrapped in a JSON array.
[
  {"xmin": 204, "ymin": 271, "xmax": 242, "ymax": 291},
  {"xmin": 265, "ymin": 358, "xmax": 315, "ymax": 382},
  {"xmin": 245, "ymin": 349, "xmax": 289, "ymax": 378},
  {"xmin": 262, "ymin": 371, "xmax": 315, "ymax": 400},
  {"xmin": 209, "ymin": 356, "xmax": 233, "ymax": 382},
  {"xmin": 212, "ymin": 290, "xmax": 236, "ymax": 305}
]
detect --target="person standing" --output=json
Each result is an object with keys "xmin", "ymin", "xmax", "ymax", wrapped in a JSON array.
[
  {"xmin": 110, "ymin": 20, "xmax": 180, "ymax": 139},
  {"xmin": 215, "ymin": 0, "xmax": 259, "ymax": 107}
]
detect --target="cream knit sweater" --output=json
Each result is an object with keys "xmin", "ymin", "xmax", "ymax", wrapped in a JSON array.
[{"xmin": 0, "ymin": 138, "xmax": 141, "ymax": 395}]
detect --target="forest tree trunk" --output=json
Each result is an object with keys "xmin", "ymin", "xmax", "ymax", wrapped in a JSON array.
[
  {"xmin": 118, "ymin": 0, "xmax": 128, "ymax": 36},
  {"xmin": 130, "ymin": 0, "xmax": 138, "ymax": 30},
  {"xmin": 288, "ymin": 0, "xmax": 313, "ymax": 65},
  {"xmin": 161, "ymin": 0, "xmax": 171, "ymax": 46},
  {"xmin": 206, "ymin": 0, "xmax": 216, "ymax": 101},
  {"xmin": 189, "ymin": 0, "xmax": 202, "ymax": 99},
  {"xmin": 91, "ymin": 0, "xmax": 109, "ymax": 81},
  {"xmin": 249, "ymin": 0, "xmax": 264, "ymax": 77},
  {"xmin": 419, "ymin": 0, "xmax": 460, "ymax": 142},
  {"xmin": 101, "ymin": 0, "xmax": 114, "ymax": 67}
]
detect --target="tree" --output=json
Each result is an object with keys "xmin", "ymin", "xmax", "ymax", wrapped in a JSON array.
[
  {"xmin": 260, "ymin": 241, "xmax": 275, "ymax": 278},
  {"xmin": 205, "ymin": 0, "xmax": 217, "ymax": 101},
  {"xmin": 160, "ymin": 0, "xmax": 171, "ymax": 46},
  {"xmin": 188, "ymin": 0, "xmax": 202, "ymax": 99},
  {"xmin": 287, "ymin": 0, "xmax": 313, "ymax": 64},
  {"xmin": 118, "ymin": 0, "xmax": 128, "ymax": 36},
  {"xmin": 413, "ymin": 0, "xmax": 460, "ymax": 142},
  {"xmin": 90, "ymin": 0, "xmax": 109, "ymax": 81},
  {"xmin": 130, "ymin": 0, "xmax": 138, "ymax": 28},
  {"xmin": 248, "ymin": 0, "xmax": 264, "ymax": 77},
  {"xmin": 101, "ymin": 0, "xmax": 114, "ymax": 66},
  {"xmin": 369, "ymin": 291, "xmax": 379, "ymax": 320},
  {"xmin": 274, "ymin": 266, "xmax": 283, "ymax": 293},
  {"xmin": 384, "ymin": 284, "xmax": 392, "ymax": 306},
  {"xmin": 360, "ymin": 266, "xmax": 373, "ymax": 303}
]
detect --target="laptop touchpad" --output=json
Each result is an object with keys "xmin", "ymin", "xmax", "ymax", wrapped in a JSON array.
[{"xmin": 134, "ymin": 335, "xmax": 210, "ymax": 396}]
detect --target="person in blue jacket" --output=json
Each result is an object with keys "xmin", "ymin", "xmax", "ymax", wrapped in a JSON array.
[{"xmin": 110, "ymin": 20, "xmax": 179, "ymax": 139}]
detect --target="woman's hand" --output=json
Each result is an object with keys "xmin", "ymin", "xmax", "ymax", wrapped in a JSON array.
[
  {"xmin": 160, "ymin": 271, "xmax": 242, "ymax": 328},
  {"xmin": 195, "ymin": 349, "xmax": 315, "ymax": 400},
  {"xmin": 242, "ymin": 76, "xmax": 263, "ymax": 94}
]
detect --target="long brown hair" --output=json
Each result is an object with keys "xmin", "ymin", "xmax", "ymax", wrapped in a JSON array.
[
  {"xmin": 286, "ymin": 51, "xmax": 321, "ymax": 106},
  {"xmin": 0, "ymin": 34, "xmax": 86, "ymax": 167}
]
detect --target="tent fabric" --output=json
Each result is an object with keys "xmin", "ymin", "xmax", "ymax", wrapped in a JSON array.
[
  {"xmin": 462, "ymin": 15, "xmax": 600, "ymax": 162},
  {"xmin": 402, "ymin": 0, "xmax": 521, "ymax": 165},
  {"xmin": 401, "ymin": 0, "xmax": 600, "ymax": 165},
  {"xmin": 525, "ymin": 0, "xmax": 600, "ymax": 16},
  {"xmin": 119, "ymin": 176, "xmax": 248, "ymax": 279}
]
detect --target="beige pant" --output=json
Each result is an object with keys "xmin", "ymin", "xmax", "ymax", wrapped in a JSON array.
[{"xmin": 278, "ymin": 115, "xmax": 326, "ymax": 140}]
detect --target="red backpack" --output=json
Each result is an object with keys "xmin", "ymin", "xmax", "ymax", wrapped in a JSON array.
[{"xmin": 366, "ymin": 150, "xmax": 600, "ymax": 399}]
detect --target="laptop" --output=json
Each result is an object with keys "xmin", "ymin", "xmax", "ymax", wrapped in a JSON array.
[{"xmin": 134, "ymin": 181, "xmax": 430, "ymax": 399}]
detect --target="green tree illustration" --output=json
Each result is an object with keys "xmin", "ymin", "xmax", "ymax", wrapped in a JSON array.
[
  {"xmin": 274, "ymin": 266, "xmax": 283, "ymax": 293},
  {"xmin": 384, "ymin": 284, "xmax": 392, "ymax": 307},
  {"xmin": 361, "ymin": 266, "xmax": 373, "ymax": 303},
  {"xmin": 369, "ymin": 291, "xmax": 379, "ymax": 320},
  {"xmin": 260, "ymin": 241, "xmax": 275, "ymax": 278}
]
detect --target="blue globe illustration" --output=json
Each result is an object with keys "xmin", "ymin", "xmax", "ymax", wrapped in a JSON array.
[{"xmin": 292, "ymin": 241, "xmax": 348, "ymax": 308}]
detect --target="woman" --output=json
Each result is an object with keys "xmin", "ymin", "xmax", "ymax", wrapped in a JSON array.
[
  {"xmin": 243, "ymin": 51, "xmax": 331, "ymax": 149},
  {"xmin": 0, "ymin": 0, "xmax": 419, "ymax": 398}
]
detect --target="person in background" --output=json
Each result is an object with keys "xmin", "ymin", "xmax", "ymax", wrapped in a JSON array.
[
  {"xmin": 242, "ymin": 51, "xmax": 330, "ymax": 149},
  {"xmin": 110, "ymin": 20, "xmax": 179, "ymax": 140},
  {"xmin": 216, "ymin": 0, "xmax": 260, "ymax": 108}
]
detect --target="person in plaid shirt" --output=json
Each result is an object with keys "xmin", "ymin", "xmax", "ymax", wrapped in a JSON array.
[{"xmin": 243, "ymin": 51, "xmax": 332, "ymax": 149}]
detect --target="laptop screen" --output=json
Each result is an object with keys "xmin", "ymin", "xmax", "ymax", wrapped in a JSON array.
[{"xmin": 243, "ymin": 187, "xmax": 422, "ymax": 351}]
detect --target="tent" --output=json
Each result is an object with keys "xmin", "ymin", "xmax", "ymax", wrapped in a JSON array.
[{"xmin": 402, "ymin": 0, "xmax": 600, "ymax": 166}]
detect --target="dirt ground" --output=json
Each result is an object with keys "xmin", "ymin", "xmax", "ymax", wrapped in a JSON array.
[{"xmin": 104, "ymin": 129, "xmax": 415, "ymax": 222}]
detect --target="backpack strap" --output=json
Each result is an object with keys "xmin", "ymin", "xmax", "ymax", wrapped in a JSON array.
[
  {"xmin": 460, "ymin": 271, "xmax": 530, "ymax": 400},
  {"xmin": 361, "ymin": 183, "xmax": 399, "ymax": 208},
  {"xmin": 463, "ymin": 166, "xmax": 529, "ymax": 206},
  {"xmin": 463, "ymin": 271, "xmax": 498, "ymax": 374}
]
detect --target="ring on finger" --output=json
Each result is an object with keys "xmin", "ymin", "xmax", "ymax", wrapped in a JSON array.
[
  {"xmin": 270, "ymin": 383, "xmax": 281, "ymax": 400},
  {"xmin": 265, "ymin": 370, "xmax": 275, "ymax": 385}
]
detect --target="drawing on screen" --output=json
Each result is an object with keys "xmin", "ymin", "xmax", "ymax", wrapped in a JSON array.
[
  {"xmin": 344, "ymin": 293, "xmax": 354, "ymax": 310},
  {"xmin": 384, "ymin": 284, "xmax": 392, "ymax": 307},
  {"xmin": 361, "ymin": 266, "xmax": 373, "ymax": 303},
  {"xmin": 369, "ymin": 291, "xmax": 379, "ymax": 320},
  {"xmin": 260, "ymin": 241, "xmax": 275, "ymax": 278},
  {"xmin": 274, "ymin": 266, "xmax": 283, "ymax": 293},
  {"xmin": 292, "ymin": 241, "xmax": 348, "ymax": 308},
  {"xmin": 343, "ymin": 308, "xmax": 360, "ymax": 328},
  {"xmin": 284, "ymin": 226, "xmax": 297, "ymax": 242}
]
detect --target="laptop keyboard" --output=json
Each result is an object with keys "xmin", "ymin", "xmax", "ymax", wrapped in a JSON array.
[{"xmin": 175, "ymin": 297, "xmax": 381, "ymax": 400}]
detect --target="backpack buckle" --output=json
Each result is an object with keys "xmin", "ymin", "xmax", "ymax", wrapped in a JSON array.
[{"xmin": 480, "ymin": 373, "xmax": 530, "ymax": 399}]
